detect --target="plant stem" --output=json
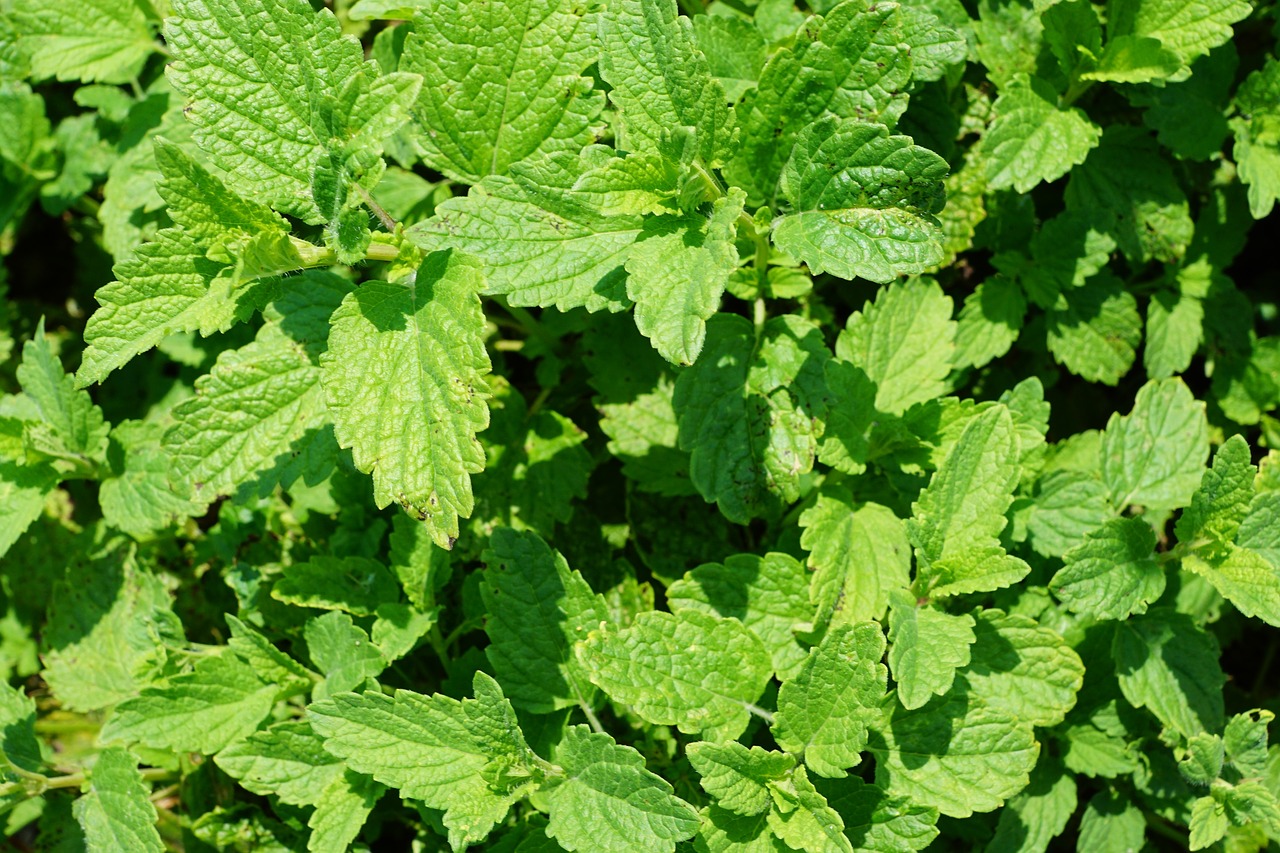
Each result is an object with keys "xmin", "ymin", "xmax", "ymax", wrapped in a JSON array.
[
  {"xmin": 744, "ymin": 702, "xmax": 775, "ymax": 724},
  {"xmin": 354, "ymin": 183, "xmax": 398, "ymax": 232},
  {"xmin": 579, "ymin": 701, "xmax": 606, "ymax": 735}
]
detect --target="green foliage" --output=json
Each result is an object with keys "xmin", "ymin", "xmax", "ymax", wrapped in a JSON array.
[{"xmin": 1, "ymin": 0, "xmax": 1279, "ymax": 848}]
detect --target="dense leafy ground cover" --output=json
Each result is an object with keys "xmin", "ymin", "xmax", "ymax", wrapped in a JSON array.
[{"xmin": 1, "ymin": 0, "xmax": 1280, "ymax": 849}]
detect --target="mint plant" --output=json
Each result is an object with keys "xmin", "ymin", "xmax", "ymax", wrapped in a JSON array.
[{"xmin": 0, "ymin": 0, "xmax": 1279, "ymax": 848}]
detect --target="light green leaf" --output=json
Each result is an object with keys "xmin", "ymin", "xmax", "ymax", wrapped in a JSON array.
[
  {"xmin": 773, "ymin": 623, "xmax": 887, "ymax": 778},
  {"xmin": 598, "ymin": 0, "xmax": 732, "ymax": 167},
  {"xmin": 692, "ymin": 15, "xmax": 767, "ymax": 103},
  {"xmin": 836, "ymin": 277, "xmax": 956, "ymax": 415},
  {"xmin": 1113, "ymin": 609, "xmax": 1225, "ymax": 737},
  {"xmin": 772, "ymin": 119, "xmax": 947, "ymax": 283},
  {"xmin": 1238, "ymin": 491, "xmax": 1280, "ymax": 568},
  {"xmin": 400, "ymin": 0, "xmax": 602, "ymax": 182},
  {"xmin": 308, "ymin": 672, "xmax": 542, "ymax": 850},
  {"xmin": 1176, "ymin": 434, "xmax": 1255, "ymax": 547},
  {"xmin": 388, "ymin": 513, "xmax": 451, "ymax": 610},
  {"xmin": 151, "ymin": 138, "xmax": 288, "ymax": 242},
  {"xmin": 78, "ymin": 229, "xmax": 281, "ymax": 386},
  {"xmin": 321, "ymin": 251, "xmax": 491, "ymax": 549},
  {"xmin": 694, "ymin": 806, "xmax": 786, "ymax": 852},
  {"xmin": 1100, "ymin": 377, "xmax": 1209, "ymax": 510},
  {"xmin": 1106, "ymin": 0, "xmax": 1250, "ymax": 67},
  {"xmin": 1183, "ymin": 544, "xmax": 1280, "ymax": 627},
  {"xmin": 687, "ymin": 742, "xmax": 795, "ymax": 816},
  {"xmin": 73, "ymin": 747, "xmax": 162, "ymax": 853},
  {"xmin": 573, "ymin": 151, "xmax": 681, "ymax": 216},
  {"xmin": 815, "ymin": 359, "xmax": 878, "ymax": 474},
  {"xmin": 985, "ymin": 757, "xmax": 1077, "ymax": 853},
  {"xmin": 100, "ymin": 421, "xmax": 202, "ymax": 538},
  {"xmin": 818, "ymin": 775, "xmax": 939, "ymax": 852},
  {"xmin": 18, "ymin": 318, "xmax": 108, "ymax": 463},
  {"xmin": 1188, "ymin": 795, "xmax": 1229, "ymax": 849},
  {"xmin": 371, "ymin": 602, "xmax": 438, "ymax": 663},
  {"xmin": 728, "ymin": 0, "xmax": 913, "ymax": 204},
  {"xmin": 408, "ymin": 154, "xmax": 639, "ymax": 312},
  {"xmin": 673, "ymin": 314, "xmax": 829, "ymax": 523},
  {"xmin": 1025, "ymin": 470, "xmax": 1113, "ymax": 559},
  {"xmin": 166, "ymin": 0, "xmax": 421, "ymax": 222},
  {"xmin": 667, "ymin": 552, "xmax": 814, "ymax": 682},
  {"xmin": 896, "ymin": 5, "xmax": 966, "ymax": 83},
  {"xmin": 909, "ymin": 406, "xmax": 1031, "ymax": 597},
  {"xmin": 867, "ymin": 690, "xmax": 1039, "ymax": 818},
  {"xmin": 576, "ymin": 609, "xmax": 773, "ymax": 741},
  {"xmin": 0, "ymin": 460, "xmax": 59, "ymax": 559},
  {"xmin": 308, "ymin": 772, "xmax": 384, "ymax": 853},
  {"xmin": 887, "ymin": 592, "xmax": 976, "ymax": 711},
  {"xmin": 766, "ymin": 765, "xmax": 854, "ymax": 853},
  {"xmin": 9, "ymin": 0, "xmax": 155, "ymax": 83},
  {"xmin": 226, "ymin": 615, "xmax": 319, "ymax": 697},
  {"xmin": 1077, "ymin": 790, "xmax": 1147, "ymax": 853},
  {"xmin": 627, "ymin": 189, "xmax": 743, "ymax": 366},
  {"xmin": 1064, "ymin": 126, "xmax": 1194, "ymax": 264},
  {"xmin": 1051, "ymin": 517, "xmax": 1165, "ymax": 620},
  {"xmin": 958, "ymin": 610, "xmax": 1084, "ymax": 729},
  {"xmin": 1230, "ymin": 59, "xmax": 1280, "ymax": 219},
  {"xmin": 165, "ymin": 322, "xmax": 330, "ymax": 508},
  {"xmin": 42, "ymin": 552, "xmax": 180, "ymax": 712},
  {"xmin": 102, "ymin": 652, "xmax": 279, "ymax": 754},
  {"xmin": 0, "ymin": 681, "xmax": 42, "ymax": 814},
  {"xmin": 953, "ymin": 277, "xmax": 1027, "ymax": 371},
  {"xmin": 1146, "ymin": 279, "xmax": 1206, "ymax": 379},
  {"xmin": 1045, "ymin": 273, "xmax": 1142, "ymax": 386},
  {"xmin": 980, "ymin": 74, "xmax": 1101, "ymax": 193},
  {"xmin": 1082, "ymin": 35, "xmax": 1181, "ymax": 82},
  {"xmin": 544, "ymin": 725, "xmax": 700, "ymax": 853},
  {"xmin": 273, "ymin": 556, "xmax": 400, "ymax": 617},
  {"xmin": 216, "ymin": 720, "xmax": 346, "ymax": 806},
  {"xmin": 800, "ymin": 493, "xmax": 910, "ymax": 635},
  {"xmin": 481, "ymin": 527, "xmax": 608, "ymax": 712},
  {"xmin": 305, "ymin": 612, "xmax": 389, "ymax": 694}
]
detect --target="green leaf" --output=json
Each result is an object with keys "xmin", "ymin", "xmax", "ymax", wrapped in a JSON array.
[
  {"xmin": 408, "ymin": 153, "xmax": 638, "ymax": 312},
  {"xmin": 73, "ymin": 747, "xmax": 162, "ymax": 853},
  {"xmin": 308, "ymin": 772, "xmax": 385, "ymax": 853},
  {"xmin": 102, "ymin": 652, "xmax": 279, "ymax": 754},
  {"xmin": 216, "ymin": 720, "xmax": 349, "ymax": 806},
  {"xmin": 544, "ymin": 725, "xmax": 700, "ymax": 853},
  {"xmin": 687, "ymin": 742, "xmax": 795, "ymax": 815},
  {"xmin": 627, "ymin": 189, "xmax": 743, "ymax": 365},
  {"xmin": 1145, "ymin": 276, "xmax": 1207, "ymax": 379},
  {"xmin": 1132, "ymin": 46, "xmax": 1236, "ymax": 161},
  {"xmin": 693, "ymin": 15, "xmax": 768, "ymax": 103},
  {"xmin": 166, "ymin": 0, "xmax": 421, "ymax": 222},
  {"xmin": 42, "ymin": 552, "xmax": 180, "ymax": 712},
  {"xmin": 1045, "ymin": 273, "xmax": 1142, "ymax": 386},
  {"xmin": 957, "ymin": 610, "xmax": 1084, "ymax": 729},
  {"xmin": 815, "ymin": 359, "xmax": 878, "ymax": 474},
  {"xmin": 573, "ymin": 151, "xmax": 682, "ymax": 216},
  {"xmin": 886, "ymin": 592, "xmax": 976, "ymax": 711},
  {"xmin": 576, "ymin": 609, "xmax": 773, "ymax": 741},
  {"xmin": 1051, "ymin": 518, "xmax": 1165, "ymax": 620},
  {"xmin": 773, "ymin": 623, "xmax": 887, "ymax": 778},
  {"xmin": 1064, "ymin": 126, "xmax": 1194, "ymax": 264},
  {"xmin": 272, "ymin": 556, "xmax": 400, "ymax": 617},
  {"xmin": 953, "ymin": 277, "xmax": 1027, "ymax": 371},
  {"xmin": 1078, "ymin": 790, "xmax": 1147, "ymax": 853},
  {"xmin": 1188, "ymin": 795, "xmax": 1229, "ymax": 849},
  {"xmin": 598, "ymin": 0, "xmax": 732, "ymax": 167},
  {"xmin": 728, "ymin": 0, "xmax": 913, "ymax": 204},
  {"xmin": 1176, "ymin": 434, "xmax": 1255, "ymax": 547},
  {"xmin": 766, "ymin": 765, "xmax": 854, "ymax": 853},
  {"xmin": 694, "ymin": 806, "xmax": 786, "ymax": 852},
  {"xmin": 980, "ymin": 74, "xmax": 1101, "ymax": 193},
  {"xmin": 151, "ymin": 138, "xmax": 289, "ymax": 242},
  {"xmin": 100, "ymin": 421, "xmax": 202, "ymax": 538},
  {"xmin": 480, "ymin": 527, "xmax": 608, "ymax": 712},
  {"xmin": 17, "ymin": 318, "xmax": 108, "ymax": 463},
  {"xmin": 817, "ymin": 775, "xmax": 939, "ymax": 852},
  {"xmin": 1101, "ymin": 378, "xmax": 1209, "ymax": 510},
  {"xmin": 1183, "ymin": 544, "xmax": 1280, "ymax": 627},
  {"xmin": 667, "ymin": 552, "xmax": 814, "ymax": 682},
  {"xmin": 308, "ymin": 672, "xmax": 542, "ymax": 850},
  {"xmin": 772, "ymin": 119, "xmax": 947, "ymax": 283},
  {"xmin": 673, "ymin": 314, "xmax": 829, "ymax": 523},
  {"xmin": 226, "ymin": 615, "xmax": 319, "ymax": 698},
  {"xmin": 165, "ymin": 322, "xmax": 330, "ymax": 508},
  {"xmin": 1082, "ymin": 35, "xmax": 1181, "ymax": 83},
  {"xmin": 0, "ymin": 460, "xmax": 59, "ymax": 559},
  {"xmin": 0, "ymin": 681, "xmax": 42, "ymax": 813},
  {"xmin": 835, "ymin": 277, "xmax": 955, "ymax": 415},
  {"xmin": 321, "ymin": 251, "xmax": 491, "ymax": 549},
  {"xmin": 800, "ymin": 493, "xmax": 910, "ymax": 631},
  {"xmin": 1012, "ymin": 211, "xmax": 1116, "ymax": 309},
  {"xmin": 399, "ymin": 0, "xmax": 603, "ymax": 183},
  {"xmin": 78, "ymin": 229, "xmax": 281, "ymax": 386},
  {"xmin": 908, "ymin": 406, "xmax": 1031, "ymax": 597},
  {"xmin": 984, "ymin": 757, "xmax": 1077, "ymax": 853},
  {"xmin": 1238, "ymin": 491, "xmax": 1280, "ymax": 567},
  {"xmin": 304, "ymin": 612, "xmax": 389, "ymax": 694},
  {"xmin": 1113, "ymin": 609, "xmax": 1225, "ymax": 737},
  {"xmin": 1230, "ymin": 59, "xmax": 1280, "ymax": 219},
  {"xmin": 8, "ymin": 0, "xmax": 155, "ymax": 83},
  {"xmin": 1106, "ymin": 0, "xmax": 1250, "ymax": 67},
  {"xmin": 867, "ymin": 690, "xmax": 1039, "ymax": 818},
  {"xmin": 1025, "ymin": 470, "xmax": 1113, "ymax": 559},
  {"xmin": 1223, "ymin": 709, "xmax": 1272, "ymax": 776}
]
